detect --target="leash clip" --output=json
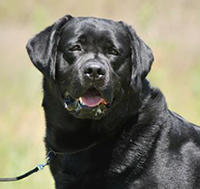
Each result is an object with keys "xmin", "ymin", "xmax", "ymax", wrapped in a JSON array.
[
  {"xmin": 37, "ymin": 163, "xmax": 47, "ymax": 171},
  {"xmin": 37, "ymin": 151, "xmax": 56, "ymax": 171}
]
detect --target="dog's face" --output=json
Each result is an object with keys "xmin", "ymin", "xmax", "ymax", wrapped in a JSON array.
[
  {"xmin": 56, "ymin": 18, "xmax": 131, "ymax": 119},
  {"xmin": 26, "ymin": 15, "xmax": 154, "ymax": 120}
]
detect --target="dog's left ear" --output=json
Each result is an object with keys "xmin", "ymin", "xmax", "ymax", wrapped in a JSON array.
[
  {"xmin": 121, "ymin": 22, "xmax": 154, "ymax": 91},
  {"xmin": 26, "ymin": 15, "xmax": 72, "ymax": 80}
]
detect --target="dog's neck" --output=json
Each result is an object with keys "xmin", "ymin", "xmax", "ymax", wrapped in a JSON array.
[
  {"xmin": 42, "ymin": 78, "xmax": 152, "ymax": 152},
  {"xmin": 43, "ymin": 101, "xmax": 134, "ymax": 152}
]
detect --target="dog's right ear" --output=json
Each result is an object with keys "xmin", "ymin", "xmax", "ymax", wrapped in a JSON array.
[{"xmin": 26, "ymin": 15, "xmax": 72, "ymax": 80}]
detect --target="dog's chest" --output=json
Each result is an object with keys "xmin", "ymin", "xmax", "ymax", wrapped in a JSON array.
[
  {"xmin": 62, "ymin": 151, "xmax": 110, "ymax": 175},
  {"xmin": 54, "ymin": 145, "xmax": 113, "ymax": 189}
]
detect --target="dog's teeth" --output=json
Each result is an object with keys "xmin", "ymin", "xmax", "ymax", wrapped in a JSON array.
[
  {"xmin": 64, "ymin": 103, "xmax": 68, "ymax": 109},
  {"xmin": 79, "ymin": 97, "xmax": 85, "ymax": 105},
  {"xmin": 95, "ymin": 108, "xmax": 103, "ymax": 116}
]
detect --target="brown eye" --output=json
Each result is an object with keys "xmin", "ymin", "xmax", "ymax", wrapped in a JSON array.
[
  {"xmin": 110, "ymin": 48, "xmax": 120, "ymax": 56},
  {"xmin": 69, "ymin": 45, "xmax": 81, "ymax": 51}
]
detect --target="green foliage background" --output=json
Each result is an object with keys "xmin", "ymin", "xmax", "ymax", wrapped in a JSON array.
[{"xmin": 0, "ymin": 0, "xmax": 199, "ymax": 188}]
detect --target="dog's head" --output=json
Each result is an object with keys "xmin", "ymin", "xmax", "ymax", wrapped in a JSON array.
[{"xmin": 26, "ymin": 15, "xmax": 153, "ymax": 120}]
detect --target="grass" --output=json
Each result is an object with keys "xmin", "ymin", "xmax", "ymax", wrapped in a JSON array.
[{"xmin": 0, "ymin": 64, "xmax": 54, "ymax": 188}]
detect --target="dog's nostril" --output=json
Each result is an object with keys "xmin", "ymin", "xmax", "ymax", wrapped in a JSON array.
[
  {"xmin": 83, "ymin": 64, "xmax": 106, "ymax": 80},
  {"xmin": 85, "ymin": 67, "xmax": 93, "ymax": 75},
  {"xmin": 97, "ymin": 67, "xmax": 106, "ymax": 76}
]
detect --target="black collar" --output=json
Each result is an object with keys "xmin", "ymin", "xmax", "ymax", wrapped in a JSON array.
[{"xmin": 49, "ymin": 139, "xmax": 104, "ymax": 157}]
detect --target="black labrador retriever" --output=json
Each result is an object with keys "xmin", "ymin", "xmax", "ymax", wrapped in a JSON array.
[{"xmin": 26, "ymin": 15, "xmax": 200, "ymax": 189}]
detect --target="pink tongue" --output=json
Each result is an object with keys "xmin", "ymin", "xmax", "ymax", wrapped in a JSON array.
[{"xmin": 81, "ymin": 95, "xmax": 104, "ymax": 107}]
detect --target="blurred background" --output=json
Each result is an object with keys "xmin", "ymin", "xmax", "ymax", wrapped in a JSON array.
[{"xmin": 0, "ymin": 0, "xmax": 199, "ymax": 188}]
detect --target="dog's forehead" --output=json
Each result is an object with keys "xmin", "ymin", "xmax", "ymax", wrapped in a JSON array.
[{"xmin": 61, "ymin": 17, "xmax": 128, "ymax": 43}]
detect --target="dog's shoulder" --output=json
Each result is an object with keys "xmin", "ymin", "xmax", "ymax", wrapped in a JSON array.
[{"xmin": 168, "ymin": 111, "xmax": 200, "ymax": 148}]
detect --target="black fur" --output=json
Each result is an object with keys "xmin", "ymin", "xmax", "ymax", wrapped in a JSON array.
[{"xmin": 26, "ymin": 15, "xmax": 200, "ymax": 189}]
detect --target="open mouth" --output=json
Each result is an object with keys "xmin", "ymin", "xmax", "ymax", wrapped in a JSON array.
[
  {"xmin": 79, "ymin": 88, "xmax": 108, "ymax": 107},
  {"xmin": 63, "ymin": 88, "xmax": 110, "ymax": 118}
]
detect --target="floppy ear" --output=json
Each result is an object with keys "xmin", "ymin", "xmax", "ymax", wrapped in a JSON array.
[
  {"xmin": 121, "ymin": 22, "xmax": 154, "ymax": 91},
  {"xmin": 26, "ymin": 15, "xmax": 72, "ymax": 80}
]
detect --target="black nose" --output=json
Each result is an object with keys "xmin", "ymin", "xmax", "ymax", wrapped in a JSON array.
[{"xmin": 82, "ymin": 63, "xmax": 106, "ymax": 80}]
